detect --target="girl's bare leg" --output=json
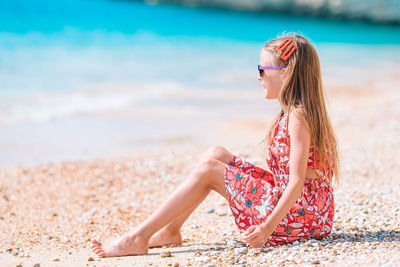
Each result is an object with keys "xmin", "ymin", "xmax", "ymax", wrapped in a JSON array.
[
  {"xmin": 90, "ymin": 146, "xmax": 233, "ymax": 257},
  {"xmin": 147, "ymin": 189, "xmax": 210, "ymax": 247},
  {"xmin": 148, "ymin": 146, "xmax": 234, "ymax": 247}
]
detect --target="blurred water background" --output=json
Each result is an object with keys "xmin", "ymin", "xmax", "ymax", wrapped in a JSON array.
[{"xmin": 1, "ymin": 0, "xmax": 400, "ymax": 166}]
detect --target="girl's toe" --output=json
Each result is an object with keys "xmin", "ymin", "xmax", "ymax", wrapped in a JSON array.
[
  {"xmin": 92, "ymin": 244, "xmax": 101, "ymax": 251},
  {"xmin": 92, "ymin": 239, "xmax": 101, "ymax": 245}
]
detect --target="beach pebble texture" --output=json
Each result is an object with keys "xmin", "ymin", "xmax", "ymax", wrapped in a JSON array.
[{"xmin": 0, "ymin": 79, "xmax": 400, "ymax": 266}]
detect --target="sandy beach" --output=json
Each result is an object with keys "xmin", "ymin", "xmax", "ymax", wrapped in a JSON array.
[{"xmin": 1, "ymin": 71, "xmax": 400, "ymax": 267}]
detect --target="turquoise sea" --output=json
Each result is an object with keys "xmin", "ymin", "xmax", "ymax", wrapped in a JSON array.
[{"xmin": 1, "ymin": 0, "xmax": 399, "ymax": 165}]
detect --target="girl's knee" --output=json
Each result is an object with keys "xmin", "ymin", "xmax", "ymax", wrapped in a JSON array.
[
  {"xmin": 192, "ymin": 158, "xmax": 225, "ymax": 184},
  {"xmin": 196, "ymin": 158, "xmax": 220, "ymax": 174},
  {"xmin": 200, "ymin": 145, "xmax": 232, "ymax": 163}
]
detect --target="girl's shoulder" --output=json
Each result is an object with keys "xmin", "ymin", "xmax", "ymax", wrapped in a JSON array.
[
  {"xmin": 287, "ymin": 106, "xmax": 306, "ymax": 120},
  {"xmin": 285, "ymin": 106, "xmax": 310, "ymax": 135}
]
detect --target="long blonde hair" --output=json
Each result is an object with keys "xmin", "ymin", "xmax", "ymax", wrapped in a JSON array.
[{"xmin": 263, "ymin": 33, "xmax": 340, "ymax": 185}]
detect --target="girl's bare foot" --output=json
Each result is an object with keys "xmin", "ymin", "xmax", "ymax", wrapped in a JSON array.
[
  {"xmin": 148, "ymin": 228, "xmax": 182, "ymax": 248},
  {"xmin": 90, "ymin": 232, "xmax": 148, "ymax": 257}
]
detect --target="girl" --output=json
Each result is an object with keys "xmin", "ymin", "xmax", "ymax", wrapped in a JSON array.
[{"xmin": 90, "ymin": 33, "xmax": 339, "ymax": 256}]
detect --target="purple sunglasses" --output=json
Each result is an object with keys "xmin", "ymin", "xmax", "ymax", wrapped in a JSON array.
[{"xmin": 258, "ymin": 64, "xmax": 286, "ymax": 75}]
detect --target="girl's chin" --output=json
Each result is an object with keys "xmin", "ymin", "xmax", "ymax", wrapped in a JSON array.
[
  {"xmin": 264, "ymin": 94, "xmax": 276, "ymax": 100},
  {"xmin": 263, "ymin": 89, "xmax": 276, "ymax": 99},
  {"xmin": 264, "ymin": 92, "xmax": 271, "ymax": 99}
]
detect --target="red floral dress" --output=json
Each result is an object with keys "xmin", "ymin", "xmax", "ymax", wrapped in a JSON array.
[{"xmin": 224, "ymin": 112, "xmax": 334, "ymax": 247}]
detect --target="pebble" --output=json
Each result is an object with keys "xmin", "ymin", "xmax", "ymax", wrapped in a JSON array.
[
  {"xmin": 160, "ymin": 251, "xmax": 172, "ymax": 258},
  {"xmin": 60, "ymin": 237, "xmax": 69, "ymax": 243},
  {"xmin": 190, "ymin": 224, "xmax": 200, "ymax": 229},
  {"xmin": 311, "ymin": 259, "xmax": 321, "ymax": 264},
  {"xmin": 33, "ymin": 264, "xmax": 40, "ymax": 267},
  {"xmin": 195, "ymin": 256, "xmax": 210, "ymax": 263},
  {"xmin": 238, "ymin": 258, "xmax": 247, "ymax": 264},
  {"xmin": 88, "ymin": 257, "xmax": 95, "ymax": 261},
  {"xmin": 217, "ymin": 210, "xmax": 227, "ymax": 216},
  {"xmin": 262, "ymin": 247, "xmax": 272, "ymax": 252},
  {"xmin": 53, "ymin": 257, "xmax": 60, "ymax": 261},
  {"xmin": 206, "ymin": 208, "xmax": 215, "ymax": 214},
  {"xmin": 227, "ymin": 240, "xmax": 237, "ymax": 249},
  {"xmin": 172, "ymin": 262, "xmax": 180, "ymax": 267},
  {"xmin": 204, "ymin": 264, "xmax": 215, "ymax": 267},
  {"xmin": 194, "ymin": 250, "xmax": 202, "ymax": 256},
  {"xmin": 234, "ymin": 247, "xmax": 248, "ymax": 255}
]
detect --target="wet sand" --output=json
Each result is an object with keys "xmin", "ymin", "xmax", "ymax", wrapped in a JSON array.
[{"xmin": 1, "ymin": 74, "xmax": 400, "ymax": 266}]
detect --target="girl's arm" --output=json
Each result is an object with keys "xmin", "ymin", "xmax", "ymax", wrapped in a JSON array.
[{"xmin": 242, "ymin": 109, "xmax": 310, "ymax": 247}]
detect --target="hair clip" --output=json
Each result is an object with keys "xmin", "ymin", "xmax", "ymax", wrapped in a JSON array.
[{"xmin": 276, "ymin": 37, "xmax": 297, "ymax": 61}]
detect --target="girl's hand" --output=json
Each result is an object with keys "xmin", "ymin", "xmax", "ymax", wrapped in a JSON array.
[{"xmin": 241, "ymin": 224, "xmax": 269, "ymax": 248}]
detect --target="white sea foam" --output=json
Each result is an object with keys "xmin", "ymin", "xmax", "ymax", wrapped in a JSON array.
[{"xmin": 0, "ymin": 81, "xmax": 191, "ymax": 126}]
